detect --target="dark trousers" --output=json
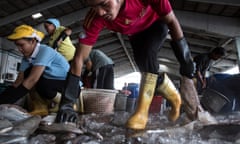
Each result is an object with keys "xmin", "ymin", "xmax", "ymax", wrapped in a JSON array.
[
  {"xmin": 35, "ymin": 77, "xmax": 65, "ymax": 99},
  {"xmin": 24, "ymin": 65, "xmax": 65, "ymax": 99},
  {"xmin": 129, "ymin": 20, "xmax": 168, "ymax": 74},
  {"xmin": 196, "ymin": 76, "xmax": 204, "ymax": 94},
  {"xmin": 93, "ymin": 64, "xmax": 114, "ymax": 89},
  {"xmin": 129, "ymin": 20, "xmax": 168, "ymax": 87}
]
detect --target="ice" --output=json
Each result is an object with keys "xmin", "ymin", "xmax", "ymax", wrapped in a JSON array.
[
  {"xmin": 3, "ymin": 109, "xmax": 239, "ymax": 144},
  {"xmin": 62, "ymin": 111, "xmax": 236, "ymax": 143}
]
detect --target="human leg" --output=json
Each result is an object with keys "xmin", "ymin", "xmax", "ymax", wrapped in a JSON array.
[
  {"xmin": 102, "ymin": 64, "xmax": 114, "ymax": 89},
  {"xmin": 127, "ymin": 20, "xmax": 179, "ymax": 129},
  {"xmin": 171, "ymin": 37, "xmax": 199, "ymax": 120},
  {"xmin": 29, "ymin": 77, "xmax": 65, "ymax": 115},
  {"xmin": 155, "ymin": 73, "xmax": 182, "ymax": 121},
  {"xmin": 95, "ymin": 64, "xmax": 114, "ymax": 89},
  {"xmin": 126, "ymin": 73, "xmax": 157, "ymax": 130},
  {"xmin": 129, "ymin": 20, "xmax": 167, "ymax": 73}
]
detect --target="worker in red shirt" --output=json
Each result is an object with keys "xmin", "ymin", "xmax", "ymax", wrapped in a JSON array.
[{"xmin": 56, "ymin": 0, "xmax": 198, "ymax": 130}]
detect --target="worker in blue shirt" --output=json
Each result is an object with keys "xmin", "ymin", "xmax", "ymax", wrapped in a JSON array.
[{"xmin": 0, "ymin": 25, "xmax": 71, "ymax": 116}]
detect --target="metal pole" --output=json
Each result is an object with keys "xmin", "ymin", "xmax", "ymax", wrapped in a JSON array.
[{"xmin": 234, "ymin": 36, "xmax": 240, "ymax": 72}]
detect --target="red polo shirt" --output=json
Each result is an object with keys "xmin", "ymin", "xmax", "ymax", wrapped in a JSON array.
[{"xmin": 79, "ymin": 0, "xmax": 172, "ymax": 45}]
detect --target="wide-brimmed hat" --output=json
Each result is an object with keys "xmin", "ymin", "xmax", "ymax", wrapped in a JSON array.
[{"xmin": 7, "ymin": 24, "xmax": 44, "ymax": 42}]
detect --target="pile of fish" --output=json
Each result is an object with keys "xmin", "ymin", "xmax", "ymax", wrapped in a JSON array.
[
  {"xmin": 0, "ymin": 104, "xmax": 41, "ymax": 144},
  {"xmin": 0, "ymin": 104, "xmax": 240, "ymax": 144},
  {"xmin": 0, "ymin": 104, "xmax": 103, "ymax": 144}
]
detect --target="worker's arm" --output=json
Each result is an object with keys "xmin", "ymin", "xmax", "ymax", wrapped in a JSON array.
[
  {"xmin": 22, "ymin": 66, "xmax": 45, "ymax": 90},
  {"xmin": 162, "ymin": 11, "xmax": 183, "ymax": 41},
  {"xmin": 58, "ymin": 28, "xmax": 72, "ymax": 41},
  {"xmin": 197, "ymin": 71, "xmax": 204, "ymax": 84},
  {"xmin": 56, "ymin": 43, "xmax": 93, "ymax": 124},
  {"xmin": 164, "ymin": 12, "xmax": 200, "ymax": 122},
  {"xmin": 163, "ymin": 11, "xmax": 195, "ymax": 78},
  {"xmin": 85, "ymin": 59, "xmax": 93, "ymax": 72},
  {"xmin": 200, "ymin": 71, "xmax": 207, "ymax": 88},
  {"xmin": 70, "ymin": 43, "xmax": 93, "ymax": 76},
  {"xmin": 12, "ymin": 72, "xmax": 24, "ymax": 88},
  {"xmin": 0, "ymin": 66, "xmax": 45, "ymax": 103},
  {"xmin": 64, "ymin": 28, "xmax": 72, "ymax": 36}
]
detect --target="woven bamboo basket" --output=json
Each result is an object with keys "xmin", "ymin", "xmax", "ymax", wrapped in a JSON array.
[{"xmin": 80, "ymin": 88, "xmax": 118, "ymax": 114}]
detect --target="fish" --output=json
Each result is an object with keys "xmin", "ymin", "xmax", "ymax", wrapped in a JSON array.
[
  {"xmin": 198, "ymin": 123, "xmax": 240, "ymax": 142},
  {"xmin": 180, "ymin": 77, "xmax": 199, "ymax": 121},
  {"xmin": 71, "ymin": 135, "xmax": 92, "ymax": 143},
  {"xmin": 80, "ymin": 126, "xmax": 103, "ymax": 140},
  {"xmin": 40, "ymin": 114, "xmax": 56, "ymax": 125},
  {"xmin": 0, "ymin": 119, "xmax": 13, "ymax": 134},
  {"xmin": 39, "ymin": 123, "xmax": 83, "ymax": 134},
  {"xmin": 28, "ymin": 134, "xmax": 56, "ymax": 144},
  {"xmin": 0, "ymin": 104, "xmax": 31, "ymax": 121},
  {"xmin": 0, "ymin": 136, "xmax": 27, "ymax": 144},
  {"xmin": 180, "ymin": 77, "xmax": 218, "ymax": 125},
  {"xmin": 39, "ymin": 122, "xmax": 104, "ymax": 141},
  {"xmin": 0, "ymin": 127, "xmax": 13, "ymax": 134},
  {"xmin": 0, "ymin": 115, "xmax": 41, "ymax": 137}
]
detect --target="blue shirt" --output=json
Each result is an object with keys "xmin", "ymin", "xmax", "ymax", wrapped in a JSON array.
[{"xmin": 19, "ymin": 44, "xmax": 69, "ymax": 80}]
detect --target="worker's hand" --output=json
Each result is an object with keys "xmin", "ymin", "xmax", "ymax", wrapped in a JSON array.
[
  {"xmin": 56, "ymin": 104, "xmax": 78, "ymax": 124},
  {"xmin": 87, "ymin": 71, "xmax": 92, "ymax": 76},
  {"xmin": 57, "ymin": 39, "xmax": 63, "ymax": 48},
  {"xmin": 0, "ymin": 84, "xmax": 29, "ymax": 104},
  {"xmin": 55, "ymin": 72, "xmax": 81, "ymax": 125},
  {"xmin": 180, "ymin": 60, "xmax": 195, "ymax": 79},
  {"xmin": 202, "ymin": 78, "xmax": 207, "ymax": 88},
  {"xmin": 64, "ymin": 28, "xmax": 72, "ymax": 36}
]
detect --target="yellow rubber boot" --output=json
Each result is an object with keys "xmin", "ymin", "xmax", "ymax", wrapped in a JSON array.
[
  {"xmin": 157, "ymin": 73, "xmax": 181, "ymax": 122},
  {"xmin": 126, "ymin": 73, "xmax": 157, "ymax": 130},
  {"xmin": 49, "ymin": 92, "xmax": 62, "ymax": 113},
  {"xmin": 28, "ymin": 90, "xmax": 49, "ymax": 116}
]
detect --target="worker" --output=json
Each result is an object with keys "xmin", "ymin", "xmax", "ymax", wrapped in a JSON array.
[
  {"xmin": 194, "ymin": 47, "xmax": 226, "ymax": 94},
  {"xmin": 44, "ymin": 18, "xmax": 76, "ymax": 62},
  {"xmin": 83, "ymin": 49, "xmax": 114, "ymax": 89},
  {"xmin": 56, "ymin": 0, "xmax": 198, "ymax": 130},
  {"xmin": 0, "ymin": 25, "xmax": 70, "ymax": 116}
]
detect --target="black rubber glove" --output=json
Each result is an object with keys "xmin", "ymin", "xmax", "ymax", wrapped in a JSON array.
[
  {"xmin": 56, "ymin": 72, "xmax": 81, "ymax": 124},
  {"xmin": 0, "ymin": 84, "xmax": 29, "ymax": 104},
  {"xmin": 171, "ymin": 37, "xmax": 195, "ymax": 78}
]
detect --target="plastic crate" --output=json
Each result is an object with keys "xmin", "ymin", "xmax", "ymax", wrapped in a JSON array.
[{"xmin": 149, "ymin": 96, "xmax": 162, "ymax": 113}]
